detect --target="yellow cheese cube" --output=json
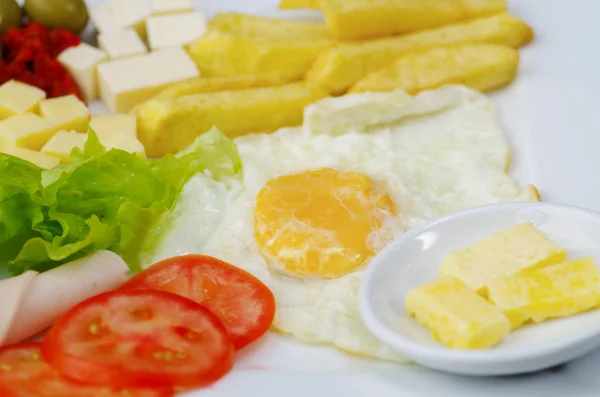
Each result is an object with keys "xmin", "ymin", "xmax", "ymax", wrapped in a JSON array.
[
  {"xmin": 0, "ymin": 80, "xmax": 46, "ymax": 120},
  {"xmin": 89, "ymin": 114, "xmax": 137, "ymax": 137},
  {"xmin": 100, "ymin": 131, "xmax": 146, "ymax": 158},
  {"xmin": 440, "ymin": 222, "xmax": 567, "ymax": 295},
  {"xmin": 0, "ymin": 114, "xmax": 57, "ymax": 151},
  {"xmin": 137, "ymin": 82, "xmax": 328, "ymax": 157},
  {"xmin": 306, "ymin": 13, "xmax": 534, "ymax": 95},
  {"xmin": 41, "ymin": 130, "xmax": 88, "ymax": 163},
  {"xmin": 350, "ymin": 44, "xmax": 519, "ymax": 95},
  {"xmin": 488, "ymin": 257, "xmax": 600, "ymax": 329},
  {"xmin": 6, "ymin": 147, "xmax": 60, "ymax": 169},
  {"xmin": 38, "ymin": 95, "xmax": 89, "ymax": 133},
  {"xmin": 405, "ymin": 277, "xmax": 510, "ymax": 349},
  {"xmin": 320, "ymin": 0, "xmax": 506, "ymax": 40}
]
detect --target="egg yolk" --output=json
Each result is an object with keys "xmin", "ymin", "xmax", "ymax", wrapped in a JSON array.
[{"xmin": 254, "ymin": 168, "xmax": 397, "ymax": 279}]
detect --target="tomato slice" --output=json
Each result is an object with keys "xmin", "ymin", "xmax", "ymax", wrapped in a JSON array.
[
  {"xmin": 0, "ymin": 343, "xmax": 172, "ymax": 397},
  {"xmin": 42, "ymin": 290, "xmax": 235, "ymax": 389},
  {"xmin": 121, "ymin": 255, "xmax": 276, "ymax": 349}
]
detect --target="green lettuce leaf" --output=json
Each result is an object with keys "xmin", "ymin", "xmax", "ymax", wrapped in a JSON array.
[{"xmin": 0, "ymin": 127, "xmax": 242, "ymax": 277}]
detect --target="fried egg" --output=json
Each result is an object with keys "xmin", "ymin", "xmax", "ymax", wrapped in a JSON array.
[{"xmin": 147, "ymin": 86, "xmax": 538, "ymax": 361}]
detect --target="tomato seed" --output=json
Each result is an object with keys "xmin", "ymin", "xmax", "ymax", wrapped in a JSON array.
[{"xmin": 0, "ymin": 364, "xmax": 12, "ymax": 371}]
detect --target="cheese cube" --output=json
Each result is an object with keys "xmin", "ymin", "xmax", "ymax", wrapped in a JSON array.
[
  {"xmin": 100, "ymin": 131, "xmax": 146, "ymax": 157},
  {"xmin": 97, "ymin": 48, "xmax": 200, "ymax": 113},
  {"xmin": 405, "ymin": 277, "xmax": 510, "ymax": 349},
  {"xmin": 58, "ymin": 43, "xmax": 108, "ymax": 103},
  {"xmin": 0, "ymin": 80, "xmax": 46, "ymax": 120},
  {"xmin": 150, "ymin": 0, "xmax": 194, "ymax": 15},
  {"xmin": 98, "ymin": 29, "xmax": 148, "ymax": 60},
  {"xmin": 146, "ymin": 12, "xmax": 206, "ymax": 50},
  {"xmin": 41, "ymin": 130, "xmax": 88, "ymax": 164},
  {"xmin": 89, "ymin": 114, "xmax": 137, "ymax": 137},
  {"xmin": 90, "ymin": 0, "xmax": 151, "ymax": 39},
  {"xmin": 7, "ymin": 147, "xmax": 60, "ymax": 169},
  {"xmin": 38, "ymin": 95, "xmax": 89, "ymax": 133},
  {"xmin": 0, "ymin": 114, "xmax": 58, "ymax": 151},
  {"xmin": 440, "ymin": 222, "xmax": 567, "ymax": 294},
  {"xmin": 488, "ymin": 257, "xmax": 600, "ymax": 329}
]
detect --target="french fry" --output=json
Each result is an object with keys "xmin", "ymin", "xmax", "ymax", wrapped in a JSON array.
[
  {"xmin": 209, "ymin": 12, "xmax": 329, "ymax": 40},
  {"xmin": 187, "ymin": 29, "xmax": 333, "ymax": 81},
  {"xmin": 305, "ymin": 13, "xmax": 534, "ymax": 94},
  {"xmin": 320, "ymin": 0, "xmax": 507, "ymax": 40},
  {"xmin": 350, "ymin": 44, "xmax": 519, "ymax": 95},
  {"xmin": 279, "ymin": 0, "xmax": 321, "ymax": 9},
  {"xmin": 137, "ymin": 82, "xmax": 329, "ymax": 157},
  {"xmin": 154, "ymin": 75, "xmax": 292, "ymax": 99}
]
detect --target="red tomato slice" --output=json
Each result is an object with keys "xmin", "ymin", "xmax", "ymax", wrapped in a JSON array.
[
  {"xmin": 121, "ymin": 255, "xmax": 276, "ymax": 349},
  {"xmin": 0, "ymin": 343, "xmax": 172, "ymax": 397},
  {"xmin": 42, "ymin": 290, "xmax": 235, "ymax": 389}
]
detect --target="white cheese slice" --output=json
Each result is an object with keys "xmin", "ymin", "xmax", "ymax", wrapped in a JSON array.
[
  {"xmin": 150, "ymin": 0, "xmax": 194, "ymax": 15},
  {"xmin": 99, "ymin": 28, "xmax": 148, "ymax": 60},
  {"xmin": 90, "ymin": 0, "xmax": 151, "ymax": 39},
  {"xmin": 0, "ymin": 251, "xmax": 129, "ymax": 346},
  {"xmin": 146, "ymin": 12, "xmax": 207, "ymax": 50},
  {"xmin": 58, "ymin": 43, "xmax": 108, "ymax": 103},
  {"xmin": 97, "ymin": 47, "xmax": 200, "ymax": 112}
]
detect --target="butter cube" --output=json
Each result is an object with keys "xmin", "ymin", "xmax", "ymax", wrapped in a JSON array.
[
  {"xmin": 440, "ymin": 222, "xmax": 567, "ymax": 294},
  {"xmin": 0, "ymin": 114, "xmax": 57, "ymax": 150},
  {"xmin": 146, "ymin": 12, "xmax": 206, "ymax": 50},
  {"xmin": 0, "ymin": 80, "xmax": 46, "ymax": 120},
  {"xmin": 100, "ymin": 131, "xmax": 146, "ymax": 158},
  {"xmin": 488, "ymin": 257, "xmax": 600, "ymax": 329},
  {"xmin": 150, "ymin": 0, "xmax": 194, "ymax": 15},
  {"xmin": 406, "ymin": 277, "xmax": 510, "ymax": 349},
  {"xmin": 89, "ymin": 114, "xmax": 136, "ymax": 137},
  {"xmin": 7, "ymin": 147, "xmax": 60, "ymax": 169},
  {"xmin": 58, "ymin": 43, "xmax": 108, "ymax": 103},
  {"xmin": 90, "ymin": 0, "xmax": 151, "ymax": 39},
  {"xmin": 97, "ymin": 48, "xmax": 200, "ymax": 113},
  {"xmin": 41, "ymin": 130, "xmax": 88, "ymax": 163},
  {"xmin": 98, "ymin": 29, "xmax": 148, "ymax": 59},
  {"xmin": 38, "ymin": 95, "xmax": 89, "ymax": 133}
]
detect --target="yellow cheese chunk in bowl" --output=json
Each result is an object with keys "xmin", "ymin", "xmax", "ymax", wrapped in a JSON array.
[{"xmin": 488, "ymin": 257, "xmax": 600, "ymax": 329}]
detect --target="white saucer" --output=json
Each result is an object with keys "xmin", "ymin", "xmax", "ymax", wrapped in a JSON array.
[{"xmin": 359, "ymin": 202, "xmax": 600, "ymax": 376}]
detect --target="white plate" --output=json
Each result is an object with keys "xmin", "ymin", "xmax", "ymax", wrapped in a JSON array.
[
  {"xmin": 360, "ymin": 202, "xmax": 600, "ymax": 376},
  {"xmin": 81, "ymin": 0, "xmax": 600, "ymax": 395}
]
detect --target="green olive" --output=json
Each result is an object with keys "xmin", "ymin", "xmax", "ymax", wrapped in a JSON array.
[
  {"xmin": 0, "ymin": 0, "xmax": 22, "ymax": 35},
  {"xmin": 24, "ymin": 0, "xmax": 89, "ymax": 33}
]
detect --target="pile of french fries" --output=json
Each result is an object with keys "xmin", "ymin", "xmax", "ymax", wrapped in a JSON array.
[{"xmin": 136, "ymin": 0, "xmax": 534, "ymax": 157}]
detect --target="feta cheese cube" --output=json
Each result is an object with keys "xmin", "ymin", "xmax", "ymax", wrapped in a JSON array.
[
  {"xmin": 90, "ymin": 114, "xmax": 137, "ymax": 137},
  {"xmin": 41, "ymin": 130, "xmax": 88, "ymax": 164},
  {"xmin": 0, "ymin": 80, "xmax": 46, "ymax": 120},
  {"xmin": 38, "ymin": 95, "xmax": 89, "ymax": 133},
  {"xmin": 146, "ymin": 12, "xmax": 206, "ymax": 50},
  {"xmin": 7, "ymin": 147, "xmax": 60, "ymax": 169},
  {"xmin": 99, "ymin": 29, "xmax": 148, "ymax": 60},
  {"xmin": 90, "ymin": 0, "xmax": 151, "ymax": 39},
  {"xmin": 97, "ymin": 48, "xmax": 200, "ymax": 112},
  {"xmin": 58, "ymin": 43, "xmax": 108, "ymax": 103},
  {"xmin": 0, "ymin": 114, "xmax": 58, "ymax": 151},
  {"xmin": 150, "ymin": 0, "xmax": 194, "ymax": 15}
]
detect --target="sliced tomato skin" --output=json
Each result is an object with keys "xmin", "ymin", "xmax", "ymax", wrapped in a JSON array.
[
  {"xmin": 42, "ymin": 290, "xmax": 235, "ymax": 389},
  {"xmin": 0, "ymin": 343, "xmax": 173, "ymax": 397},
  {"xmin": 121, "ymin": 255, "xmax": 276, "ymax": 349}
]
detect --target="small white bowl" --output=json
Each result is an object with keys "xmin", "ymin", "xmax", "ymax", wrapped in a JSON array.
[{"xmin": 359, "ymin": 202, "xmax": 600, "ymax": 376}]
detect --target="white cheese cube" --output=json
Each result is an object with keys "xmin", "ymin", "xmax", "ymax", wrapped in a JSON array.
[
  {"xmin": 150, "ymin": 0, "xmax": 194, "ymax": 15},
  {"xmin": 146, "ymin": 12, "xmax": 206, "ymax": 50},
  {"xmin": 90, "ymin": 114, "xmax": 137, "ymax": 137},
  {"xmin": 98, "ymin": 29, "xmax": 148, "ymax": 60},
  {"xmin": 97, "ymin": 48, "xmax": 200, "ymax": 113},
  {"xmin": 90, "ymin": 0, "xmax": 151, "ymax": 39},
  {"xmin": 58, "ymin": 43, "xmax": 108, "ymax": 103}
]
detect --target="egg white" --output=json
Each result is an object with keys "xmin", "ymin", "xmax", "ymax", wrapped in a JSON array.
[{"xmin": 146, "ymin": 86, "xmax": 537, "ymax": 361}]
